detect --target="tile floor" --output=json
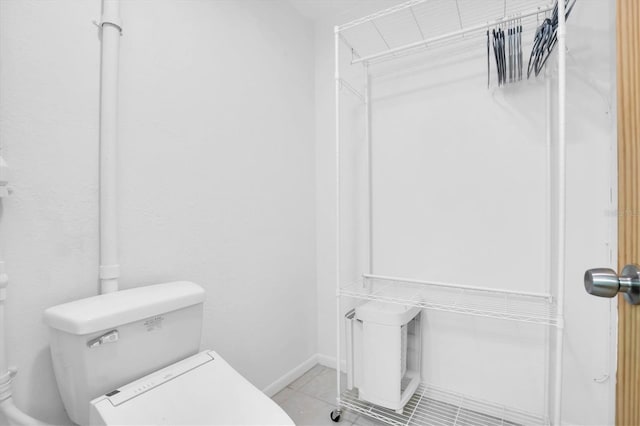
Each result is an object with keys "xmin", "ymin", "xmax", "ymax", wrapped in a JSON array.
[{"xmin": 272, "ymin": 365, "xmax": 384, "ymax": 426}]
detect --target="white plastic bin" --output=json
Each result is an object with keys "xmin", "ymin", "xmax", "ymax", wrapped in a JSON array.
[{"xmin": 348, "ymin": 301, "xmax": 422, "ymax": 412}]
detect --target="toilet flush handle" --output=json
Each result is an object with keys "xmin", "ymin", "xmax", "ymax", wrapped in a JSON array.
[{"xmin": 87, "ymin": 330, "xmax": 119, "ymax": 348}]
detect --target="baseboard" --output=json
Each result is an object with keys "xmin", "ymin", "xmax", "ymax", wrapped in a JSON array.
[
  {"xmin": 316, "ymin": 353, "xmax": 346, "ymax": 371},
  {"xmin": 262, "ymin": 353, "xmax": 349, "ymax": 397},
  {"xmin": 262, "ymin": 354, "xmax": 319, "ymax": 397}
]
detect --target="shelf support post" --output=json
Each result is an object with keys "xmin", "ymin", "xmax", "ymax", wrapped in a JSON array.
[
  {"xmin": 544, "ymin": 63, "xmax": 553, "ymax": 423},
  {"xmin": 364, "ymin": 62, "xmax": 373, "ymax": 277},
  {"xmin": 334, "ymin": 25, "xmax": 343, "ymax": 415},
  {"xmin": 552, "ymin": 0, "xmax": 567, "ymax": 424}
]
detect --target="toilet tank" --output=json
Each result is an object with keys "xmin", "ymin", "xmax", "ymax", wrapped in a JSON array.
[{"xmin": 43, "ymin": 281, "xmax": 205, "ymax": 425}]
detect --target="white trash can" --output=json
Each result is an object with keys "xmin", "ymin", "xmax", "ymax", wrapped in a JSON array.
[{"xmin": 352, "ymin": 301, "xmax": 422, "ymax": 413}]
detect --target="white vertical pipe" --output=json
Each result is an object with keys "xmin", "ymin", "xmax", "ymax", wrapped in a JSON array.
[
  {"xmin": 0, "ymin": 399, "xmax": 47, "ymax": 426},
  {"xmin": 552, "ymin": 0, "xmax": 567, "ymax": 424},
  {"xmin": 364, "ymin": 63, "xmax": 372, "ymax": 275},
  {"xmin": 0, "ymin": 121, "xmax": 49, "ymax": 426},
  {"xmin": 99, "ymin": 0, "xmax": 121, "ymax": 294},
  {"xmin": 0, "ymin": 263, "xmax": 49, "ymax": 425},
  {"xmin": 334, "ymin": 27, "xmax": 342, "ymax": 412}
]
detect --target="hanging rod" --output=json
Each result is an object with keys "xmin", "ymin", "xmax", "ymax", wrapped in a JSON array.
[
  {"xmin": 351, "ymin": 4, "xmax": 554, "ymax": 65},
  {"xmin": 362, "ymin": 273, "xmax": 553, "ymax": 300}
]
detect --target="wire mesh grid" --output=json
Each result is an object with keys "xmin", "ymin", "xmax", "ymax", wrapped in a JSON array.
[
  {"xmin": 340, "ymin": 276, "xmax": 560, "ymax": 327},
  {"xmin": 341, "ymin": 383, "xmax": 549, "ymax": 426},
  {"xmin": 337, "ymin": 0, "xmax": 554, "ymax": 64}
]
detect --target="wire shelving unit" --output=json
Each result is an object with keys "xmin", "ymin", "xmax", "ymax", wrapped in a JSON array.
[
  {"xmin": 333, "ymin": 0, "xmax": 568, "ymax": 425},
  {"xmin": 341, "ymin": 383, "xmax": 547, "ymax": 426},
  {"xmin": 337, "ymin": 0, "xmax": 556, "ymax": 65},
  {"xmin": 341, "ymin": 275, "xmax": 560, "ymax": 327}
]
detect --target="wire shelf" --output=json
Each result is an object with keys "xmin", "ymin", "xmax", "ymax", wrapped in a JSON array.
[
  {"xmin": 340, "ymin": 275, "xmax": 560, "ymax": 327},
  {"xmin": 341, "ymin": 383, "xmax": 549, "ymax": 426},
  {"xmin": 337, "ymin": 0, "xmax": 554, "ymax": 64}
]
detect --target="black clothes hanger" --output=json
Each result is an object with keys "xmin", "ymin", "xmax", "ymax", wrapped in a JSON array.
[
  {"xmin": 527, "ymin": 0, "xmax": 577, "ymax": 78},
  {"xmin": 492, "ymin": 29, "xmax": 501, "ymax": 86},
  {"xmin": 487, "ymin": 30, "xmax": 491, "ymax": 88}
]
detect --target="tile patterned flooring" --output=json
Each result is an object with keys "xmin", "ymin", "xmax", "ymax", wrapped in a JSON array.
[{"xmin": 272, "ymin": 365, "xmax": 384, "ymax": 426}]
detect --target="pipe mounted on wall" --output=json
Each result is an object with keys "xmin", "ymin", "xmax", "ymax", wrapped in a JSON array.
[
  {"xmin": 0, "ymin": 0, "xmax": 121, "ymax": 423},
  {"xmin": 0, "ymin": 262, "xmax": 48, "ymax": 425},
  {"xmin": 98, "ymin": 0, "xmax": 122, "ymax": 294}
]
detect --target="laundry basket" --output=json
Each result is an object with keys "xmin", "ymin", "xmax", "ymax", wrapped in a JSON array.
[{"xmin": 346, "ymin": 301, "xmax": 422, "ymax": 413}]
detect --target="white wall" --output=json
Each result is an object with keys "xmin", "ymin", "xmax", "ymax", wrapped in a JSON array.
[
  {"xmin": 0, "ymin": 0, "xmax": 620, "ymax": 424},
  {"xmin": 314, "ymin": 1, "xmax": 617, "ymax": 425},
  {"xmin": 0, "ymin": 1, "xmax": 316, "ymax": 424}
]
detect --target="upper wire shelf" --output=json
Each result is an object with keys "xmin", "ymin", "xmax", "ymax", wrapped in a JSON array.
[
  {"xmin": 337, "ymin": 0, "xmax": 554, "ymax": 65},
  {"xmin": 340, "ymin": 274, "xmax": 560, "ymax": 327}
]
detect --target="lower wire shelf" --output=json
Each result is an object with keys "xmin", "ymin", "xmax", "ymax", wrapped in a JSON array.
[{"xmin": 340, "ymin": 384, "xmax": 548, "ymax": 426}]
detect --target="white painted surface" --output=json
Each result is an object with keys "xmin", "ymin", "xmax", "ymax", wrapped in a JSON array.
[
  {"xmin": 314, "ymin": 1, "xmax": 617, "ymax": 425},
  {"xmin": 98, "ymin": 0, "xmax": 122, "ymax": 295},
  {"xmin": 0, "ymin": 1, "xmax": 316, "ymax": 424}
]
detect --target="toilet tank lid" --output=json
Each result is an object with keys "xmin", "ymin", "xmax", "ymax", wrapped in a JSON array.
[{"xmin": 44, "ymin": 281, "xmax": 205, "ymax": 335}]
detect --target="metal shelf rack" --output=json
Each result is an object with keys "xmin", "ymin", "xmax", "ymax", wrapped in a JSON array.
[
  {"xmin": 341, "ymin": 383, "xmax": 548, "ymax": 426},
  {"xmin": 333, "ymin": 0, "xmax": 568, "ymax": 425},
  {"xmin": 338, "ymin": 0, "xmax": 555, "ymax": 65},
  {"xmin": 340, "ymin": 274, "xmax": 560, "ymax": 327}
]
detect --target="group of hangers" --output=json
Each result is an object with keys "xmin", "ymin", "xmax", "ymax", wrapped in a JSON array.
[
  {"xmin": 527, "ymin": 0, "xmax": 577, "ymax": 78},
  {"xmin": 487, "ymin": 18, "xmax": 523, "ymax": 87},
  {"xmin": 486, "ymin": 0, "xmax": 577, "ymax": 89}
]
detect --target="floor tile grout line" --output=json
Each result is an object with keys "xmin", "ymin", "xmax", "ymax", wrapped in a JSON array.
[
  {"xmin": 284, "ymin": 387, "xmax": 366, "ymax": 424},
  {"xmin": 286, "ymin": 364, "xmax": 328, "ymax": 390},
  {"xmin": 294, "ymin": 368, "xmax": 344, "ymax": 404},
  {"xmin": 295, "ymin": 386, "xmax": 334, "ymax": 404},
  {"xmin": 273, "ymin": 366, "xmax": 386, "ymax": 426},
  {"xmin": 281, "ymin": 386, "xmax": 336, "ymax": 410}
]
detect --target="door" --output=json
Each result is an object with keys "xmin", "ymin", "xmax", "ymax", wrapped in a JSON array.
[
  {"xmin": 587, "ymin": 1, "xmax": 640, "ymax": 423},
  {"xmin": 617, "ymin": 1, "xmax": 640, "ymax": 424}
]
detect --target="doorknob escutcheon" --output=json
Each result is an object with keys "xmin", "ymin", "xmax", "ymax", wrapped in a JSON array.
[{"xmin": 584, "ymin": 264, "xmax": 640, "ymax": 305}]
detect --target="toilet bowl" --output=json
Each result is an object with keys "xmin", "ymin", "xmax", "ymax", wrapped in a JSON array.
[
  {"xmin": 44, "ymin": 281, "xmax": 293, "ymax": 425},
  {"xmin": 90, "ymin": 350, "xmax": 293, "ymax": 425}
]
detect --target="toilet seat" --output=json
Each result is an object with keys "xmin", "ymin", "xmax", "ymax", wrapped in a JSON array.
[{"xmin": 89, "ymin": 350, "xmax": 294, "ymax": 425}]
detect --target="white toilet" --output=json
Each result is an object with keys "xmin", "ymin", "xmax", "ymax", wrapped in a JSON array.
[{"xmin": 43, "ymin": 281, "xmax": 294, "ymax": 425}]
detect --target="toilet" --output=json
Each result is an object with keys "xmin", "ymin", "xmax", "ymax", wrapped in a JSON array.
[{"xmin": 43, "ymin": 281, "xmax": 294, "ymax": 425}]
